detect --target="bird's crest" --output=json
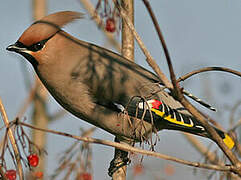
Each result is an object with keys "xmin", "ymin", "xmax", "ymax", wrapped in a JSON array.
[{"xmin": 18, "ymin": 11, "xmax": 83, "ymax": 46}]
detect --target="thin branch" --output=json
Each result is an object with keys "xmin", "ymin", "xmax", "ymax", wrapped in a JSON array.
[
  {"xmin": 112, "ymin": 0, "xmax": 173, "ymax": 89},
  {"xmin": 178, "ymin": 67, "xmax": 241, "ymax": 159},
  {"xmin": 178, "ymin": 67, "xmax": 241, "ymax": 82},
  {"xmin": 141, "ymin": 0, "xmax": 178, "ymax": 95},
  {"xmin": 18, "ymin": 121, "xmax": 238, "ymax": 173},
  {"xmin": 0, "ymin": 98, "xmax": 23, "ymax": 180},
  {"xmin": 142, "ymin": 0, "xmax": 173, "ymax": 88}
]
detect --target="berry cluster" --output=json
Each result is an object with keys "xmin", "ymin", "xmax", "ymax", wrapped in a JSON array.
[
  {"xmin": 4, "ymin": 154, "xmax": 40, "ymax": 180},
  {"xmin": 95, "ymin": 0, "xmax": 120, "ymax": 33}
]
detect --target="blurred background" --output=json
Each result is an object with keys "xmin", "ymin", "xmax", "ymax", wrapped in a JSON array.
[{"xmin": 1, "ymin": 0, "xmax": 241, "ymax": 179}]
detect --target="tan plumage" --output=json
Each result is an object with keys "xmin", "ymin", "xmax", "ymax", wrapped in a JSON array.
[{"xmin": 7, "ymin": 11, "xmax": 234, "ymax": 149}]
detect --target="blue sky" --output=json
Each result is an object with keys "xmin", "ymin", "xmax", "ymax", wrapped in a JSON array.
[{"xmin": 1, "ymin": 0, "xmax": 241, "ymax": 179}]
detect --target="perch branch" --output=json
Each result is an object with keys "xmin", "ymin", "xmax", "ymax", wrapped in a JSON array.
[{"xmin": 18, "ymin": 121, "xmax": 239, "ymax": 173}]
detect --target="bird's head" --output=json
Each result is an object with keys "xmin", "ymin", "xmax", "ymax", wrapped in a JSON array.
[{"xmin": 7, "ymin": 11, "xmax": 83, "ymax": 67}]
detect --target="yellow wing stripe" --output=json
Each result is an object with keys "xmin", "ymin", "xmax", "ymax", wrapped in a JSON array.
[
  {"xmin": 223, "ymin": 134, "xmax": 235, "ymax": 149},
  {"xmin": 151, "ymin": 108, "xmax": 194, "ymax": 128}
]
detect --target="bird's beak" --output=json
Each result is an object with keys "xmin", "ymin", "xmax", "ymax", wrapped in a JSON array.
[
  {"xmin": 6, "ymin": 42, "xmax": 27, "ymax": 53},
  {"xmin": 6, "ymin": 42, "xmax": 39, "ymax": 67}
]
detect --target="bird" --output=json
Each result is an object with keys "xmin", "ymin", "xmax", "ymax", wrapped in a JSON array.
[{"xmin": 7, "ymin": 11, "xmax": 234, "ymax": 149}]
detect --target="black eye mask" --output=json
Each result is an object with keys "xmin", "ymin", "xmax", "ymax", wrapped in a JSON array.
[{"xmin": 28, "ymin": 39, "xmax": 48, "ymax": 52}]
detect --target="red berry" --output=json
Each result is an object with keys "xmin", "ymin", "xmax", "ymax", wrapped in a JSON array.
[
  {"xmin": 32, "ymin": 171, "xmax": 43, "ymax": 179},
  {"xmin": 164, "ymin": 164, "xmax": 175, "ymax": 176},
  {"xmin": 5, "ymin": 169, "xmax": 16, "ymax": 180},
  {"xmin": 105, "ymin": 18, "xmax": 116, "ymax": 32},
  {"xmin": 78, "ymin": 172, "xmax": 92, "ymax": 180},
  {"xmin": 27, "ymin": 154, "xmax": 39, "ymax": 167},
  {"xmin": 133, "ymin": 164, "xmax": 144, "ymax": 176}
]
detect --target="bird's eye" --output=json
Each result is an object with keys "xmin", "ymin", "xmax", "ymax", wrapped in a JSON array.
[
  {"xmin": 32, "ymin": 42, "xmax": 44, "ymax": 51},
  {"xmin": 28, "ymin": 39, "xmax": 48, "ymax": 52}
]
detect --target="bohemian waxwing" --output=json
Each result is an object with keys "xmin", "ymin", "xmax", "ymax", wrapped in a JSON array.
[{"xmin": 7, "ymin": 11, "xmax": 234, "ymax": 149}]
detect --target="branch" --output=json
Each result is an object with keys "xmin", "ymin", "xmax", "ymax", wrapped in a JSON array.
[
  {"xmin": 142, "ymin": 0, "xmax": 174, "ymax": 88},
  {"xmin": 111, "ymin": 0, "xmax": 134, "ymax": 179},
  {"xmin": 18, "ymin": 121, "xmax": 239, "ymax": 173},
  {"xmin": 0, "ymin": 98, "xmax": 23, "ymax": 180},
  {"xmin": 178, "ymin": 67, "xmax": 241, "ymax": 158},
  {"xmin": 178, "ymin": 67, "xmax": 241, "ymax": 82},
  {"xmin": 112, "ymin": 0, "xmax": 173, "ymax": 89}
]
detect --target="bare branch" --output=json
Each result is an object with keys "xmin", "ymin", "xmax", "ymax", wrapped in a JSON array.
[
  {"xmin": 178, "ymin": 67, "xmax": 241, "ymax": 82},
  {"xmin": 18, "ymin": 121, "xmax": 239, "ymax": 173},
  {"xmin": 0, "ymin": 98, "xmax": 23, "ymax": 180},
  {"xmin": 112, "ymin": 0, "xmax": 173, "ymax": 89},
  {"xmin": 141, "ymin": 0, "xmax": 174, "ymax": 89}
]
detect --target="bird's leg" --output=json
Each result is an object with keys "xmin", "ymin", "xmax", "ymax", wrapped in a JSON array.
[{"xmin": 108, "ymin": 137, "xmax": 131, "ymax": 177}]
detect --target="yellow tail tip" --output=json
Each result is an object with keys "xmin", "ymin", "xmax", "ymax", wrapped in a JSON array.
[{"xmin": 223, "ymin": 134, "xmax": 235, "ymax": 149}]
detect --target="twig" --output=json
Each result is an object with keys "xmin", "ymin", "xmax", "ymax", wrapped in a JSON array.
[
  {"xmin": 177, "ymin": 68, "xmax": 241, "ymax": 168},
  {"xmin": 0, "ymin": 98, "xmax": 23, "ymax": 180},
  {"xmin": 18, "ymin": 121, "xmax": 239, "ymax": 173},
  {"xmin": 177, "ymin": 67, "xmax": 241, "ymax": 82},
  {"xmin": 112, "ymin": 0, "xmax": 173, "ymax": 89},
  {"xmin": 141, "ymin": 0, "xmax": 173, "ymax": 88}
]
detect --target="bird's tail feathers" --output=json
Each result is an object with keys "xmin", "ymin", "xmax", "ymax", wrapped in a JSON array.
[{"xmin": 134, "ymin": 99, "xmax": 234, "ymax": 149}]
